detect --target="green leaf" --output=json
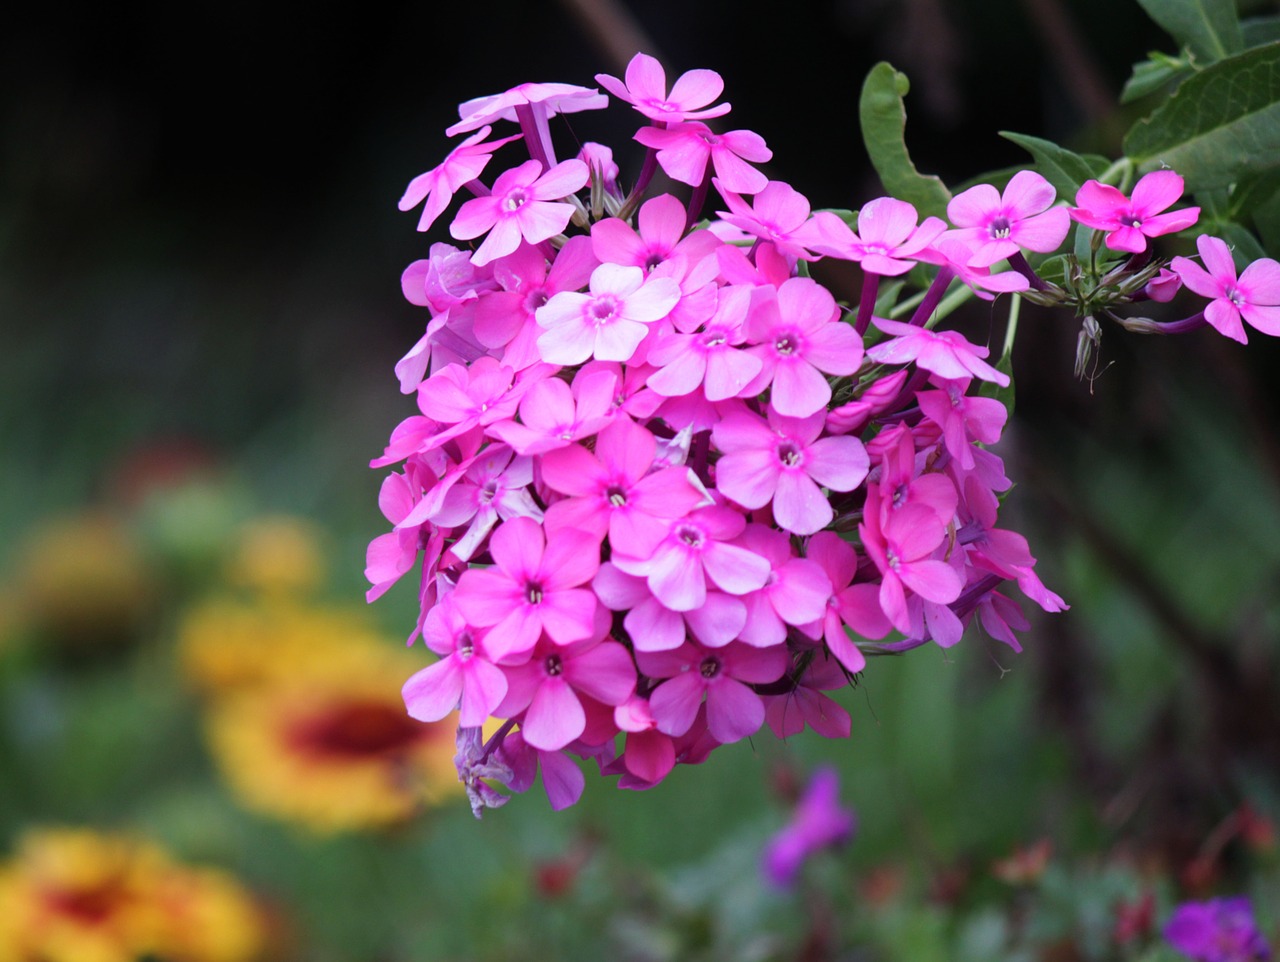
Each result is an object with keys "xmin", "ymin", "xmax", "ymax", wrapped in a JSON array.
[
  {"xmin": 1136, "ymin": 0, "xmax": 1243, "ymax": 63},
  {"xmin": 1124, "ymin": 42, "xmax": 1280, "ymax": 190},
  {"xmin": 1241, "ymin": 14, "xmax": 1280, "ymax": 47},
  {"xmin": 999, "ymin": 131, "xmax": 1109, "ymax": 197},
  {"xmin": 1120, "ymin": 50, "xmax": 1194, "ymax": 104},
  {"xmin": 859, "ymin": 62, "xmax": 952, "ymax": 220}
]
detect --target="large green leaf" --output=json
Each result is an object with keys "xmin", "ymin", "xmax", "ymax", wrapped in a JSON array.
[
  {"xmin": 1124, "ymin": 42, "xmax": 1280, "ymax": 190},
  {"xmin": 1136, "ymin": 0, "xmax": 1242, "ymax": 63},
  {"xmin": 858, "ymin": 62, "xmax": 951, "ymax": 220},
  {"xmin": 999, "ymin": 131, "xmax": 1109, "ymax": 197}
]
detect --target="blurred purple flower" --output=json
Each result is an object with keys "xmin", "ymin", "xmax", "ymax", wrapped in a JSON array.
[
  {"xmin": 762, "ymin": 766, "xmax": 855, "ymax": 888},
  {"xmin": 1164, "ymin": 897, "xmax": 1272, "ymax": 962}
]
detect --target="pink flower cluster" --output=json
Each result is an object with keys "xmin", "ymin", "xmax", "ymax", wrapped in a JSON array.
[{"xmin": 368, "ymin": 54, "xmax": 1252, "ymax": 817}]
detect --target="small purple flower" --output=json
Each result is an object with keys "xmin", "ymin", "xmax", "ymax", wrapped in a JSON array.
[
  {"xmin": 1164, "ymin": 897, "xmax": 1272, "ymax": 962},
  {"xmin": 762, "ymin": 767, "xmax": 855, "ymax": 888}
]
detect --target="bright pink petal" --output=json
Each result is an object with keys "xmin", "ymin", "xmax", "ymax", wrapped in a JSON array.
[
  {"xmin": 522, "ymin": 678, "xmax": 585, "ymax": 751},
  {"xmin": 650, "ymin": 672, "xmax": 706, "ymax": 736},
  {"xmin": 705, "ymin": 678, "xmax": 764, "ymax": 743}
]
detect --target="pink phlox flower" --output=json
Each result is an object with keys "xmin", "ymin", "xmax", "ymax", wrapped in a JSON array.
[
  {"xmin": 494, "ymin": 635, "xmax": 636, "ymax": 751},
  {"xmin": 1145, "ymin": 267, "xmax": 1182, "ymax": 302},
  {"xmin": 645, "ymin": 284, "xmax": 763, "ymax": 402},
  {"xmin": 716, "ymin": 240, "xmax": 793, "ymax": 288},
  {"xmin": 636, "ymin": 121, "xmax": 771, "ymax": 194},
  {"xmin": 972, "ymin": 588, "xmax": 1029, "ymax": 652},
  {"xmin": 917, "ymin": 234, "xmax": 1031, "ymax": 300},
  {"xmin": 452, "ymin": 516, "xmax": 600, "ymax": 661},
  {"xmin": 825, "ymin": 370, "xmax": 910, "ymax": 436},
  {"xmin": 485, "ymin": 371, "xmax": 613, "ymax": 456},
  {"xmin": 715, "ymin": 180, "xmax": 827, "ymax": 261},
  {"xmin": 873, "ymin": 424, "xmax": 960, "ymax": 529},
  {"xmin": 810, "ymin": 197, "xmax": 947, "ymax": 276},
  {"xmin": 492, "ymin": 729, "xmax": 586, "ymax": 812},
  {"xmin": 734, "ymin": 525, "xmax": 832, "ymax": 647},
  {"xmin": 365, "ymin": 458, "xmax": 437, "ymax": 601},
  {"xmin": 611, "ymin": 503, "xmax": 771, "ymax": 612},
  {"xmin": 649, "ymin": 254, "xmax": 721, "ymax": 335},
  {"xmin": 868, "ymin": 316, "xmax": 1010, "ymax": 387},
  {"xmin": 402, "ymin": 594, "xmax": 509, "ymax": 727},
  {"xmin": 762, "ymin": 767, "xmax": 855, "ymax": 889},
  {"xmin": 946, "ymin": 169, "xmax": 1071, "ymax": 267},
  {"xmin": 451, "ymin": 158, "xmax": 590, "ymax": 267},
  {"xmin": 399, "ymin": 126, "xmax": 523, "ymax": 232},
  {"xmin": 431, "ymin": 444, "xmax": 542, "ymax": 561},
  {"xmin": 713, "ymin": 406, "xmax": 869, "ymax": 535},
  {"xmin": 915, "ymin": 376, "xmax": 1008, "ymax": 470},
  {"xmin": 799, "ymin": 531, "xmax": 892, "ymax": 674},
  {"xmin": 590, "ymin": 193, "xmax": 722, "ymax": 273},
  {"xmin": 414, "ymin": 357, "xmax": 549, "ymax": 453},
  {"xmin": 536, "ymin": 262, "xmax": 681, "ymax": 365},
  {"xmin": 578, "ymin": 141, "xmax": 620, "ymax": 194},
  {"xmin": 613, "ymin": 696, "xmax": 678, "ymax": 785},
  {"xmin": 580, "ymin": 359, "xmax": 665, "ymax": 421},
  {"xmin": 638, "ymin": 639, "xmax": 789, "ymax": 743},
  {"xmin": 595, "ymin": 53, "xmax": 731, "ymax": 123},
  {"xmin": 1171, "ymin": 235, "xmax": 1280, "ymax": 344},
  {"xmin": 860, "ymin": 483, "xmax": 964, "ymax": 635},
  {"xmin": 593, "ymin": 561, "xmax": 747, "ymax": 652},
  {"xmin": 764, "ymin": 652, "xmax": 853, "ymax": 739},
  {"xmin": 963, "ymin": 523, "xmax": 1067, "ymax": 614},
  {"xmin": 540, "ymin": 415, "xmax": 705, "ymax": 547},
  {"xmin": 448, "ymin": 82, "xmax": 607, "ymax": 137},
  {"xmin": 742, "ymin": 277, "xmax": 864, "ymax": 417},
  {"xmin": 473, "ymin": 236, "xmax": 599, "ymax": 369},
  {"xmin": 1069, "ymin": 170, "xmax": 1200, "ymax": 254},
  {"xmin": 401, "ymin": 242, "xmax": 499, "ymax": 313}
]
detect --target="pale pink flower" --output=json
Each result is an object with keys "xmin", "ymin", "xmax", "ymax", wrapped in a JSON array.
[
  {"xmin": 399, "ymin": 126, "xmax": 522, "ymax": 232},
  {"xmin": 636, "ymin": 121, "xmax": 771, "ymax": 193},
  {"xmin": 535, "ymin": 263, "xmax": 681, "ymax": 365},
  {"xmin": 867, "ymin": 316, "xmax": 1010, "ymax": 387},
  {"xmin": 1171, "ymin": 235, "xmax": 1280, "ymax": 344},
  {"xmin": 639, "ymin": 640, "xmax": 789, "ymax": 743},
  {"xmin": 453, "ymin": 517, "xmax": 599, "ymax": 661},
  {"xmin": 713, "ymin": 407, "xmax": 869, "ymax": 535},
  {"xmin": 946, "ymin": 169, "xmax": 1070, "ymax": 267},
  {"xmin": 448, "ymin": 82, "xmax": 607, "ymax": 137},
  {"xmin": 451, "ymin": 159, "xmax": 589, "ymax": 266},
  {"xmin": 742, "ymin": 277, "xmax": 864, "ymax": 417},
  {"xmin": 595, "ymin": 53, "xmax": 731, "ymax": 123},
  {"xmin": 1069, "ymin": 170, "xmax": 1200, "ymax": 253}
]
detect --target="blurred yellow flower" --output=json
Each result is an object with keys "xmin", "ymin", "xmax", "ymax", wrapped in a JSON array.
[
  {"xmin": 0, "ymin": 827, "xmax": 264, "ymax": 962},
  {"xmin": 224, "ymin": 516, "xmax": 326, "ymax": 597},
  {"xmin": 205, "ymin": 633, "xmax": 461, "ymax": 834}
]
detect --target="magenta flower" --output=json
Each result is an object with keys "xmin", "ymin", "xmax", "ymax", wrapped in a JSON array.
[
  {"xmin": 716, "ymin": 181, "xmax": 826, "ymax": 261},
  {"xmin": 915, "ymin": 377, "xmax": 1008, "ymax": 471},
  {"xmin": 593, "ymin": 562, "xmax": 748, "ymax": 652},
  {"xmin": 451, "ymin": 159, "xmax": 589, "ymax": 266},
  {"xmin": 636, "ymin": 121, "xmax": 771, "ymax": 194},
  {"xmin": 399, "ymin": 126, "xmax": 522, "ymax": 232},
  {"xmin": 452, "ymin": 516, "xmax": 599, "ymax": 661},
  {"xmin": 402, "ymin": 596, "xmax": 508, "ymax": 727},
  {"xmin": 645, "ymin": 284, "xmax": 762, "ymax": 401},
  {"xmin": 496, "ymin": 636, "xmax": 636, "ymax": 751},
  {"xmin": 946, "ymin": 169, "xmax": 1071, "ymax": 267},
  {"xmin": 867, "ymin": 316, "xmax": 1010, "ymax": 387},
  {"xmin": 448, "ymin": 82, "xmax": 607, "ymax": 137},
  {"xmin": 1070, "ymin": 170, "xmax": 1200, "ymax": 253},
  {"xmin": 639, "ymin": 640, "xmax": 789, "ymax": 742},
  {"xmin": 485, "ymin": 374, "xmax": 613, "ymax": 456},
  {"xmin": 1163, "ymin": 897, "xmax": 1272, "ymax": 962},
  {"xmin": 742, "ymin": 277, "xmax": 865, "ymax": 417},
  {"xmin": 815, "ymin": 196, "xmax": 947, "ymax": 276},
  {"xmin": 713, "ymin": 407, "xmax": 869, "ymax": 536},
  {"xmin": 595, "ymin": 53, "xmax": 731, "ymax": 123},
  {"xmin": 536, "ymin": 263, "xmax": 681, "ymax": 365},
  {"xmin": 1171, "ymin": 235, "xmax": 1280, "ymax": 344},
  {"xmin": 611, "ymin": 504, "xmax": 771, "ymax": 613},
  {"xmin": 761, "ymin": 767, "xmax": 855, "ymax": 889},
  {"xmin": 431, "ymin": 444, "xmax": 541, "ymax": 560},
  {"xmin": 540, "ymin": 416, "xmax": 705, "ymax": 547},
  {"xmin": 800, "ymin": 531, "xmax": 892, "ymax": 674},
  {"xmin": 590, "ymin": 193, "xmax": 720, "ymax": 273},
  {"xmin": 734, "ymin": 525, "xmax": 832, "ymax": 647}
]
